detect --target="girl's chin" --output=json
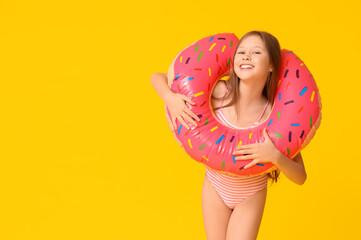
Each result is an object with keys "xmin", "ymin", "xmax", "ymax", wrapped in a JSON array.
[
  {"xmin": 235, "ymin": 70, "xmax": 255, "ymax": 78},
  {"xmin": 235, "ymin": 74, "xmax": 256, "ymax": 80}
]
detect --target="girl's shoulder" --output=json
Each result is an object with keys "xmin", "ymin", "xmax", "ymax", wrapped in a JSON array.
[
  {"xmin": 212, "ymin": 80, "xmax": 229, "ymax": 98},
  {"xmin": 211, "ymin": 81, "xmax": 232, "ymax": 109}
]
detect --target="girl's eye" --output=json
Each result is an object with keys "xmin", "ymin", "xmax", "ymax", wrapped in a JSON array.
[{"xmin": 237, "ymin": 51, "xmax": 261, "ymax": 54}]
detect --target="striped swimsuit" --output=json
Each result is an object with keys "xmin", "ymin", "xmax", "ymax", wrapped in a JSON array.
[{"xmin": 206, "ymin": 87, "xmax": 269, "ymax": 210}]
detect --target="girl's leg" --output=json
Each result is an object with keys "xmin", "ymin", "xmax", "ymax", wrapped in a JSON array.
[
  {"xmin": 226, "ymin": 187, "xmax": 267, "ymax": 240},
  {"xmin": 202, "ymin": 173, "xmax": 233, "ymax": 240}
]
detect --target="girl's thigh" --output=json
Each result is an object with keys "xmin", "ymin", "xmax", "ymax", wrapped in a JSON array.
[
  {"xmin": 201, "ymin": 173, "xmax": 233, "ymax": 240},
  {"xmin": 226, "ymin": 187, "xmax": 267, "ymax": 240}
]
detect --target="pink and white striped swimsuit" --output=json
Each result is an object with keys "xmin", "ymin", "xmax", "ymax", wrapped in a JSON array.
[{"xmin": 205, "ymin": 86, "xmax": 269, "ymax": 210}]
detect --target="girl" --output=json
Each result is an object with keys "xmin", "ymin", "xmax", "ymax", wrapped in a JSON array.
[{"xmin": 150, "ymin": 31, "xmax": 307, "ymax": 240}]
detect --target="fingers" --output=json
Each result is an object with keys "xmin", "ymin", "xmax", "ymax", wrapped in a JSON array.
[
  {"xmin": 168, "ymin": 93, "xmax": 201, "ymax": 130},
  {"xmin": 177, "ymin": 116, "xmax": 190, "ymax": 129},
  {"xmin": 233, "ymin": 144, "xmax": 257, "ymax": 155},
  {"xmin": 184, "ymin": 107, "xmax": 200, "ymax": 122},
  {"xmin": 234, "ymin": 153, "xmax": 255, "ymax": 161},
  {"xmin": 178, "ymin": 94, "xmax": 200, "ymax": 123},
  {"xmin": 181, "ymin": 112, "xmax": 198, "ymax": 127},
  {"xmin": 175, "ymin": 108, "xmax": 199, "ymax": 128},
  {"xmin": 171, "ymin": 116, "xmax": 177, "ymax": 130},
  {"xmin": 181, "ymin": 95, "xmax": 200, "ymax": 123},
  {"xmin": 237, "ymin": 143, "xmax": 257, "ymax": 150},
  {"xmin": 170, "ymin": 111, "xmax": 195, "ymax": 130},
  {"xmin": 171, "ymin": 112, "xmax": 189, "ymax": 130},
  {"xmin": 182, "ymin": 95, "xmax": 195, "ymax": 105},
  {"xmin": 244, "ymin": 160, "xmax": 257, "ymax": 169},
  {"xmin": 233, "ymin": 148, "xmax": 250, "ymax": 155}
]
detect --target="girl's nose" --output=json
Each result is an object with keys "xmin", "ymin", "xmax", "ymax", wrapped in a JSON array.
[{"xmin": 242, "ymin": 55, "xmax": 250, "ymax": 60}]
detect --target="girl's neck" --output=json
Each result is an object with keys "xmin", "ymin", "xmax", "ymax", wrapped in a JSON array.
[{"xmin": 238, "ymin": 80, "xmax": 267, "ymax": 110}]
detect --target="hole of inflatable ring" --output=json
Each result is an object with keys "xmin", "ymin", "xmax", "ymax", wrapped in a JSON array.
[{"xmin": 209, "ymin": 78, "xmax": 276, "ymax": 130}]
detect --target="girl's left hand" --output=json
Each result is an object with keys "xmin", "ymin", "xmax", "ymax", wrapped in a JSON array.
[{"xmin": 233, "ymin": 128, "xmax": 282, "ymax": 169}]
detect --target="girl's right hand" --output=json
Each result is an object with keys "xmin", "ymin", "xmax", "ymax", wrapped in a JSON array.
[{"xmin": 164, "ymin": 92, "xmax": 200, "ymax": 130}]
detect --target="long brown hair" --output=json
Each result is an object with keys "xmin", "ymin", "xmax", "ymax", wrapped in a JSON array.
[{"xmin": 213, "ymin": 31, "xmax": 281, "ymax": 184}]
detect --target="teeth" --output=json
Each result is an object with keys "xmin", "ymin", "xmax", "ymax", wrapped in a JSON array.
[{"xmin": 240, "ymin": 65, "xmax": 253, "ymax": 69}]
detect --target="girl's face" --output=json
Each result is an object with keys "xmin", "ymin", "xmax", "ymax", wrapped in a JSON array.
[{"xmin": 233, "ymin": 34, "xmax": 273, "ymax": 82}]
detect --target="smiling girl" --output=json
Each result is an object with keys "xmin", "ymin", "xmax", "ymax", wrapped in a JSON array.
[{"xmin": 150, "ymin": 31, "xmax": 307, "ymax": 240}]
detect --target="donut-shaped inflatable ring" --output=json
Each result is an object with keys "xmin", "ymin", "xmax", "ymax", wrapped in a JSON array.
[{"xmin": 166, "ymin": 33, "xmax": 322, "ymax": 176}]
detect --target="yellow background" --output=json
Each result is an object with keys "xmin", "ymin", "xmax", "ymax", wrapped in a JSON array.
[{"xmin": 0, "ymin": 0, "xmax": 360, "ymax": 239}]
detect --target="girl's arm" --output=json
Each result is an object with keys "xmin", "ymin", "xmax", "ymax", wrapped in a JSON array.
[
  {"xmin": 150, "ymin": 72, "xmax": 200, "ymax": 130},
  {"xmin": 273, "ymin": 152, "xmax": 306, "ymax": 185},
  {"xmin": 150, "ymin": 72, "xmax": 173, "ymax": 103},
  {"xmin": 233, "ymin": 129, "xmax": 307, "ymax": 185}
]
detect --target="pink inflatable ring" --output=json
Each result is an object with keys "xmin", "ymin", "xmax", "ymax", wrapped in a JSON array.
[{"xmin": 166, "ymin": 33, "xmax": 322, "ymax": 176}]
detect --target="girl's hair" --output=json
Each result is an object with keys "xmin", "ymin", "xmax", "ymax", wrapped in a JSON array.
[{"xmin": 212, "ymin": 30, "xmax": 282, "ymax": 184}]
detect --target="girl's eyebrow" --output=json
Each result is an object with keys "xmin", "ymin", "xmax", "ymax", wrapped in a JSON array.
[{"xmin": 238, "ymin": 46, "xmax": 265, "ymax": 50}]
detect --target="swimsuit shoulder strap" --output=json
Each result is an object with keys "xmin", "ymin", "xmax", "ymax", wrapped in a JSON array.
[
  {"xmin": 254, "ymin": 100, "xmax": 270, "ymax": 123},
  {"xmin": 220, "ymin": 81, "xmax": 230, "ymax": 108}
]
